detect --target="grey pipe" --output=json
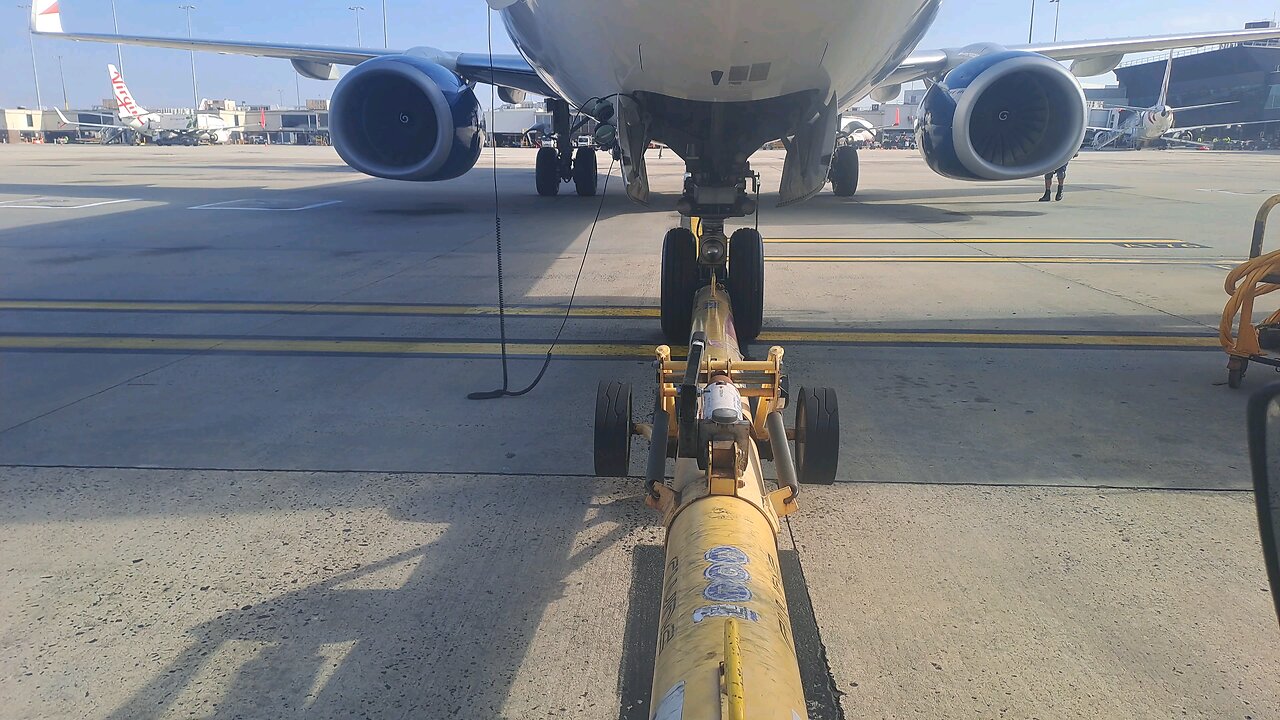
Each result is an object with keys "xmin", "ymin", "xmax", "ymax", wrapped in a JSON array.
[
  {"xmin": 766, "ymin": 411, "xmax": 799, "ymax": 498},
  {"xmin": 646, "ymin": 409, "xmax": 670, "ymax": 497}
]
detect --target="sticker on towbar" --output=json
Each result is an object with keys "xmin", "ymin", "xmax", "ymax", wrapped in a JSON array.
[
  {"xmin": 704, "ymin": 580, "xmax": 752, "ymax": 603},
  {"xmin": 693, "ymin": 604, "xmax": 760, "ymax": 623},
  {"xmin": 653, "ymin": 681, "xmax": 685, "ymax": 720},
  {"xmin": 704, "ymin": 546, "xmax": 749, "ymax": 564},
  {"xmin": 704, "ymin": 563, "xmax": 750, "ymax": 583}
]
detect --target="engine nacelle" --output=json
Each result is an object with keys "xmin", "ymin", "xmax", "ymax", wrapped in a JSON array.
[
  {"xmin": 916, "ymin": 50, "xmax": 1086, "ymax": 181},
  {"xmin": 330, "ymin": 55, "xmax": 483, "ymax": 182}
]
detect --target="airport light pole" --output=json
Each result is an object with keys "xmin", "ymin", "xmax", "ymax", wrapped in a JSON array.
[
  {"xmin": 57, "ymin": 55, "xmax": 68, "ymax": 110},
  {"xmin": 179, "ymin": 4, "xmax": 199, "ymax": 112},
  {"xmin": 1049, "ymin": 0, "xmax": 1060, "ymax": 42},
  {"xmin": 1027, "ymin": 0, "xmax": 1036, "ymax": 43},
  {"xmin": 110, "ymin": 0, "xmax": 124, "ymax": 74},
  {"xmin": 381, "ymin": 0, "xmax": 388, "ymax": 49},
  {"xmin": 19, "ymin": 4, "xmax": 44, "ymax": 109},
  {"xmin": 349, "ymin": 5, "xmax": 365, "ymax": 47}
]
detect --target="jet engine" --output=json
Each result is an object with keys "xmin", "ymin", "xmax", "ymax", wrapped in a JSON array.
[
  {"xmin": 330, "ymin": 55, "xmax": 484, "ymax": 181},
  {"xmin": 916, "ymin": 50, "xmax": 1086, "ymax": 181}
]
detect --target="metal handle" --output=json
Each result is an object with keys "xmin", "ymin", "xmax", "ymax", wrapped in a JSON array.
[{"xmin": 1249, "ymin": 193, "xmax": 1280, "ymax": 259}]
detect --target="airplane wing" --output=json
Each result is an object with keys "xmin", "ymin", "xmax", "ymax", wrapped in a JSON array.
[
  {"xmin": 1165, "ymin": 119, "xmax": 1278, "ymax": 134},
  {"xmin": 1161, "ymin": 136, "xmax": 1211, "ymax": 148},
  {"xmin": 1170, "ymin": 101, "xmax": 1239, "ymax": 112},
  {"xmin": 29, "ymin": 1, "xmax": 556, "ymax": 98},
  {"xmin": 880, "ymin": 25, "xmax": 1280, "ymax": 87}
]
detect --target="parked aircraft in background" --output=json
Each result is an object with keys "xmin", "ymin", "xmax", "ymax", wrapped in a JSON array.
[
  {"xmin": 54, "ymin": 65, "xmax": 246, "ymax": 145},
  {"xmin": 1091, "ymin": 51, "xmax": 1270, "ymax": 149}
]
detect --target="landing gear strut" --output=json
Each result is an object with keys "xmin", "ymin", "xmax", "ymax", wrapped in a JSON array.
[{"xmin": 534, "ymin": 99, "xmax": 597, "ymax": 197}]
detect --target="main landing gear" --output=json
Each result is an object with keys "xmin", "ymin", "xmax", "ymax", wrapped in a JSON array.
[
  {"xmin": 660, "ymin": 220, "xmax": 765, "ymax": 344},
  {"xmin": 534, "ymin": 99, "xmax": 598, "ymax": 197},
  {"xmin": 830, "ymin": 145, "xmax": 859, "ymax": 197}
]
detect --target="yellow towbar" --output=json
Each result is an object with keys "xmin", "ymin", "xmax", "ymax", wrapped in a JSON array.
[{"xmin": 593, "ymin": 278, "xmax": 840, "ymax": 718}]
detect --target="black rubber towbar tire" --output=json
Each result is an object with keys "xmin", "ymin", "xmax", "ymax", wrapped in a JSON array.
[
  {"xmin": 795, "ymin": 386, "xmax": 839, "ymax": 484},
  {"xmin": 594, "ymin": 380, "xmax": 632, "ymax": 476}
]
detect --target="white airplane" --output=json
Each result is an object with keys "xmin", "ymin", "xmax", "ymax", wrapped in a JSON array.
[
  {"xmin": 56, "ymin": 64, "xmax": 244, "ymax": 145},
  {"xmin": 30, "ymin": 0, "xmax": 1280, "ymax": 340},
  {"xmin": 1090, "ymin": 51, "xmax": 1270, "ymax": 150}
]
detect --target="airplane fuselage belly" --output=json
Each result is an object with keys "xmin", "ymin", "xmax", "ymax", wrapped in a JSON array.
[{"xmin": 501, "ymin": 0, "xmax": 938, "ymax": 111}]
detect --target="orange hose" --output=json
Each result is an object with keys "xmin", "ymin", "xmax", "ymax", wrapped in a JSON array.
[{"xmin": 1221, "ymin": 195, "xmax": 1280, "ymax": 357}]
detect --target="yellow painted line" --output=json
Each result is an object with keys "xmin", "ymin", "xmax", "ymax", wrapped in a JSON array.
[
  {"xmin": 0, "ymin": 336, "xmax": 650, "ymax": 357},
  {"xmin": 757, "ymin": 330, "xmax": 1218, "ymax": 348},
  {"xmin": 0, "ymin": 331, "xmax": 1219, "ymax": 355},
  {"xmin": 766, "ymin": 256, "xmax": 1219, "ymax": 265},
  {"xmin": 766, "ymin": 237, "xmax": 1181, "ymax": 245},
  {"xmin": 0, "ymin": 300, "xmax": 660, "ymax": 318}
]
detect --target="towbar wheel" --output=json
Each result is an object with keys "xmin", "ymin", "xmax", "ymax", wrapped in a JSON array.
[
  {"xmin": 594, "ymin": 380, "xmax": 633, "ymax": 476},
  {"xmin": 795, "ymin": 386, "xmax": 840, "ymax": 484}
]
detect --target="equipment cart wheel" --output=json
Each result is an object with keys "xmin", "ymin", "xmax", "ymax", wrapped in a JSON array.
[
  {"xmin": 573, "ymin": 146, "xmax": 598, "ymax": 196},
  {"xmin": 594, "ymin": 380, "xmax": 632, "ymax": 476},
  {"xmin": 1228, "ymin": 357, "xmax": 1249, "ymax": 389},
  {"xmin": 727, "ymin": 228, "xmax": 764, "ymax": 342},
  {"xmin": 536, "ymin": 146, "xmax": 560, "ymax": 196},
  {"xmin": 795, "ymin": 386, "xmax": 839, "ymax": 484},
  {"xmin": 830, "ymin": 145, "xmax": 859, "ymax": 197},
  {"xmin": 660, "ymin": 227, "xmax": 700, "ymax": 343}
]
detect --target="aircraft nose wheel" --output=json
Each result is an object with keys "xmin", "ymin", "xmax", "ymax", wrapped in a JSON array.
[
  {"xmin": 594, "ymin": 380, "xmax": 633, "ymax": 476},
  {"xmin": 660, "ymin": 227, "xmax": 700, "ymax": 343},
  {"xmin": 794, "ymin": 386, "xmax": 839, "ymax": 484},
  {"xmin": 830, "ymin": 146, "xmax": 859, "ymax": 197},
  {"xmin": 726, "ymin": 228, "xmax": 764, "ymax": 342}
]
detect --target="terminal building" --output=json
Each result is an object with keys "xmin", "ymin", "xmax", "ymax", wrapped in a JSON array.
[{"xmin": 0, "ymin": 98, "xmax": 332, "ymax": 145}]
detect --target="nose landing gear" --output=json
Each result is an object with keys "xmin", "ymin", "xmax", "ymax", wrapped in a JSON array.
[{"xmin": 659, "ymin": 219, "xmax": 765, "ymax": 344}]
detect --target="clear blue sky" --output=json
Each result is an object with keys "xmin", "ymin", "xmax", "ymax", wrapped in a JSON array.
[{"xmin": 2, "ymin": 0, "xmax": 1278, "ymax": 109}]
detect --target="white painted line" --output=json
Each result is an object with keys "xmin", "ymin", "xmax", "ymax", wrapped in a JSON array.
[
  {"xmin": 187, "ymin": 200, "xmax": 343, "ymax": 211},
  {"xmin": 1196, "ymin": 189, "xmax": 1280, "ymax": 196},
  {"xmin": 0, "ymin": 197, "xmax": 139, "ymax": 209}
]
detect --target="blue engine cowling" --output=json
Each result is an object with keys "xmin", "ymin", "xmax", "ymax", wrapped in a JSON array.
[
  {"xmin": 915, "ymin": 50, "xmax": 1086, "ymax": 181},
  {"xmin": 330, "ymin": 55, "xmax": 483, "ymax": 182}
]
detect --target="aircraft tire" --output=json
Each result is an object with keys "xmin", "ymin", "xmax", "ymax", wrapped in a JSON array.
[
  {"xmin": 573, "ymin": 147, "xmax": 598, "ymax": 196},
  {"xmin": 660, "ymin": 227, "xmax": 699, "ymax": 343},
  {"xmin": 726, "ymin": 228, "xmax": 764, "ymax": 342},
  {"xmin": 795, "ymin": 386, "xmax": 839, "ymax": 485},
  {"xmin": 830, "ymin": 145, "xmax": 859, "ymax": 197},
  {"xmin": 594, "ymin": 380, "xmax": 633, "ymax": 476},
  {"xmin": 536, "ymin": 146, "xmax": 560, "ymax": 196}
]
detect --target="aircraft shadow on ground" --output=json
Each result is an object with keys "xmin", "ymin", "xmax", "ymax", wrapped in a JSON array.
[{"xmin": 77, "ymin": 477, "xmax": 644, "ymax": 719}]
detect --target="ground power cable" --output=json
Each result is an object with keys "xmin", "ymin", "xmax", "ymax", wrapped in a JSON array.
[{"xmin": 469, "ymin": 8, "xmax": 615, "ymax": 400}]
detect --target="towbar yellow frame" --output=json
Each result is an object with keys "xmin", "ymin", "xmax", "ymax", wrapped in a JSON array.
[{"xmin": 643, "ymin": 281, "xmax": 809, "ymax": 720}]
